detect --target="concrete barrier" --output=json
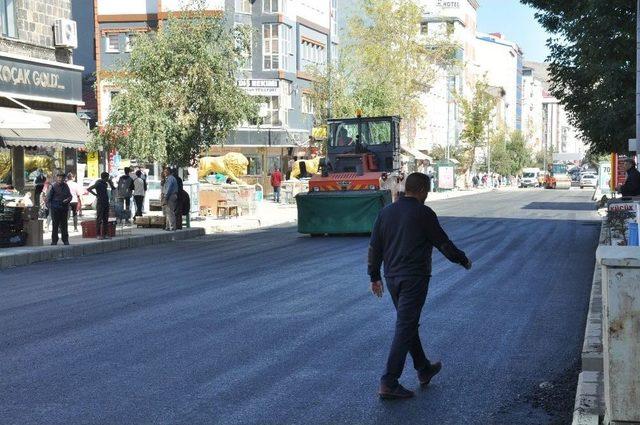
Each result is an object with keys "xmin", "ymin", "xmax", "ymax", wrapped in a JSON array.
[{"xmin": 597, "ymin": 245, "xmax": 640, "ymax": 424}]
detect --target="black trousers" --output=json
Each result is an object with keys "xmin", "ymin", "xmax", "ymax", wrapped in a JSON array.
[
  {"xmin": 51, "ymin": 207, "xmax": 69, "ymax": 244},
  {"xmin": 134, "ymin": 195, "xmax": 144, "ymax": 217},
  {"xmin": 96, "ymin": 203, "xmax": 109, "ymax": 237},
  {"xmin": 69, "ymin": 202, "xmax": 78, "ymax": 229},
  {"xmin": 381, "ymin": 276, "xmax": 431, "ymax": 387}
]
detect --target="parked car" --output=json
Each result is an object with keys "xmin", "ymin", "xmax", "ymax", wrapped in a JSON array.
[
  {"xmin": 579, "ymin": 173, "xmax": 597, "ymax": 189},
  {"xmin": 520, "ymin": 168, "xmax": 541, "ymax": 188}
]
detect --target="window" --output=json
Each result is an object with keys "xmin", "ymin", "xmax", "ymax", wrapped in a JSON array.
[
  {"xmin": 235, "ymin": 0, "xmax": 251, "ymax": 14},
  {"xmin": 263, "ymin": 0, "xmax": 287, "ymax": 14},
  {"xmin": 261, "ymin": 96, "xmax": 281, "ymax": 126},
  {"xmin": 105, "ymin": 33, "xmax": 120, "ymax": 53},
  {"xmin": 125, "ymin": 33, "xmax": 137, "ymax": 52},
  {"xmin": 302, "ymin": 93, "xmax": 314, "ymax": 115},
  {"xmin": 262, "ymin": 23, "xmax": 292, "ymax": 71},
  {"xmin": 301, "ymin": 39, "xmax": 326, "ymax": 69},
  {"xmin": 246, "ymin": 155, "xmax": 263, "ymax": 175},
  {"xmin": 267, "ymin": 156, "xmax": 281, "ymax": 174},
  {"xmin": 330, "ymin": 121, "xmax": 391, "ymax": 147},
  {"xmin": 420, "ymin": 23, "xmax": 429, "ymax": 35},
  {"xmin": 0, "ymin": 0, "xmax": 16, "ymax": 38}
]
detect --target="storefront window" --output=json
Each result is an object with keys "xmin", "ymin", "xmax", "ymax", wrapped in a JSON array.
[
  {"xmin": 0, "ymin": 0, "xmax": 16, "ymax": 38},
  {"xmin": 246, "ymin": 155, "xmax": 263, "ymax": 175},
  {"xmin": 267, "ymin": 155, "xmax": 281, "ymax": 174}
]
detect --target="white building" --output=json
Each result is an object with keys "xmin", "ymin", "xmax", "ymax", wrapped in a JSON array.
[
  {"xmin": 543, "ymin": 94, "xmax": 587, "ymax": 163},
  {"xmin": 415, "ymin": 0, "xmax": 479, "ymax": 152},
  {"xmin": 474, "ymin": 32, "xmax": 523, "ymax": 132},
  {"xmin": 521, "ymin": 66, "xmax": 544, "ymax": 151}
]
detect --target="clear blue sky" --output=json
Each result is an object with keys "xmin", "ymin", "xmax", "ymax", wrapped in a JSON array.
[{"xmin": 476, "ymin": 0, "xmax": 551, "ymax": 62}]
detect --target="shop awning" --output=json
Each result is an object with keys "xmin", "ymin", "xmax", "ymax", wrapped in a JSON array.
[
  {"xmin": 0, "ymin": 107, "xmax": 51, "ymax": 129},
  {"xmin": 0, "ymin": 110, "xmax": 90, "ymax": 149},
  {"xmin": 401, "ymin": 146, "xmax": 432, "ymax": 161}
]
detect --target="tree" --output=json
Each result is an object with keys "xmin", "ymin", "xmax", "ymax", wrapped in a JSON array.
[
  {"xmin": 519, "ymin": 0, "xmax": 635, "ymax": 154},
  {"xmin": 89, "ymin": 0, "xmax": 257, "ymax": 166},
  {"xmin": 456, "ymin": 79, "xmax": 498, "ymax": 172},
  {"xmin": 506, "ymin": 131, "xmax": 534, "ymax": 175},
  {"xmin": 309, "ymin": 0, "xmax": 456, "ymax": 131}
]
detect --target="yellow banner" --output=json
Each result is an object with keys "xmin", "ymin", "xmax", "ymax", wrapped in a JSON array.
[{"xmin": 87, "ymin": 152, "xmax": 99, "ymax": 179}]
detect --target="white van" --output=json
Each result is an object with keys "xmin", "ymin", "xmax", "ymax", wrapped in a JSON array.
[{"xmin": 520, "ymin": 168, "xmax": 541, "ymax": 188}]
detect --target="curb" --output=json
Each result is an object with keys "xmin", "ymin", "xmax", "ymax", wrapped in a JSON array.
[
  {"xmin": 0, "ymin": 228, "xmax": 205, "ymax": 271},
  {"xmin": 572, "ymin": 219, "xmax": 607, "ymax": 425}
]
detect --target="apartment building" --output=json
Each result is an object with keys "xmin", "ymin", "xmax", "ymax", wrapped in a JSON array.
[
  {"xmin": 0, "ymin": 0, "xmax": 88, "ymax": 191},
  {"xmin": 75, "ymin": 0, "xmax": 338, "ymax": 189},
  {"xmin": 475, "ymin": 31, "xmax": 523, "ymax": 132},
  {"xmin": 521, "ymin": 65, "xmax": 544, "ymax": 151},
  {"xmin": 415, "ymin": 0, "xmax": 479, "ymax": 153}
]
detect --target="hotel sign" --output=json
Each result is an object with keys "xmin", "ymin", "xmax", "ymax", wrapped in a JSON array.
[
  {"xmin": 0, "ymin": 54, "xmax": 83, "ymax": 105},
  {"xmin": 237, "ymin": 79, "xmax": 280, "ymax": 96},
  {"xmin": 436, "ymin": 1, "xmax": 460, "ymax": 7}
]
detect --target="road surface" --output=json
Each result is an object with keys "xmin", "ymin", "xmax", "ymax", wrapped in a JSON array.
[{"xmin": 0, "ymin": 188, "xmax": 601, "ymax": 424}]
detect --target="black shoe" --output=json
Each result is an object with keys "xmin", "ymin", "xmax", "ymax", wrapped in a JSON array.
[
  {"xmin": 418, "ymin": 361, "xmax": 442, "ymax": 386},
  {"xmin": 63, "ymin": 242, "xmax": 70, "ymax": 246},
  {"xmin": 378, "ymin": 383, "xmax": 414, "ymax": 400}
]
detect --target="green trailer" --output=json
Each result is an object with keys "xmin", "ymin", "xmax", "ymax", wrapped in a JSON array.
[{"xmin": 296, "ymin": 190, "xmax": 392, "ymax": 235}]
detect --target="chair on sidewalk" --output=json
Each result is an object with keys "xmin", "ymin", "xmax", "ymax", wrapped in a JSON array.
[{"xmin": 217, "ymin": 200, "xmax": 239, "ymax": 219}]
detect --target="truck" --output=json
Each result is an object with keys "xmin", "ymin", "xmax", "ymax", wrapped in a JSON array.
[
  {"xmin": 544, "ymin": 163, "xmax": 572, "ymax": 189},
  {"xmin": 520, "ymin": 168, "xmax": 541, "ymax": 188},
  {"xmin": 295, "ymin": 114, "xmax": 400, "ymax": 235}
]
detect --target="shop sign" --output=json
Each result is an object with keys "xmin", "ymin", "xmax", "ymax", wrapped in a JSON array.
[
  {"xmin": 0, "ymin": 54, "xmax": 83, "ymax": 105},
  {"xmin": 237, "ymin": 79, "xmax": 280, "ymax": 96},
  {"xmin": 87, "ymin": 152, "xmax": 100, "ymax": 179},
  {"xmin": 436, "ymin": 0, "xmax": 460, "ymax": 8},
  {"xmin": 438, "ymin": 165, "xmax": 455, "ymax": 189}
]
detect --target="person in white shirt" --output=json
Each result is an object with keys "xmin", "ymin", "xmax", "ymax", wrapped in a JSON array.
[
  {"xmin": 66, "ymin": 173, "xmax": 84, "ymax": 232},
  {"xmin": 133, "ymin": 170, "xmax": 147, "ymax": 217}
]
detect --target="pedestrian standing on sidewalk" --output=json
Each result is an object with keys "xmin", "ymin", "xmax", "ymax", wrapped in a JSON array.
[
  {"xmin": 368, "ymin": 172, "xmax": 472, "ymax": 400},
  {"xmin": 161, "ymin": 167, "xmax": 178, "ymax": 231},
  {"xmin": 47, "ymin": 173, "xmax": 72, "ymax": 246},
  {"xmin": 133, "ymin": 170, "xmax": 146, "ymax": 217},
  {"xmin": 66, "ymin": 173, "xmax": 83, "ymax": 232},
  {"xmin": 270, "ymin": 167, "xmax": 283, "ymax": 203},
  {"xmin": 34, "ymin": 168, "xmax": 45, "ymax": 207},
  {"xmin": 616, "ymin": 158, "xmax": 640, "ymax": 196},
  {"xmin": 88, "ymin": 172, "xmax": 116, "ymax": 240},
  {"xmin": 174, "ymin": 169, "xmax": 184, "ymax": 230},
  {"xmin": 116, "ymin": 167, "xmax": 135, "ymax": 224}
]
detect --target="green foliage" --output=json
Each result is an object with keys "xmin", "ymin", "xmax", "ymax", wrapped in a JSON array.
[
  {"xmin": 478, "ymin": 130, "xmax": 533, "ymax": 175},
  {"xmin": 520, "ymin": 0, "xmax": 635, "ymax": 154},
  {"xmin": 308, "ymin": 0, "xmax": 456, "ymax": 127},
  {"xmin": 455, "ymin": 79, "xmax": 498, "ymax": 172},
  {"xmin": 89, "ymin": 0, "xmax": 257, "ymax": 166}
]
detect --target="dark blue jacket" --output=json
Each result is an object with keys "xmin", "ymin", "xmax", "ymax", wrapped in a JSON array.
[{"xmin": 368, "ymin": 197, "xmax": 468, "ymax": 281}]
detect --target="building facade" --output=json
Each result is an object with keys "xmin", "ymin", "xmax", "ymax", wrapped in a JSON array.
[
  {"xmin": 415, "ymin": 0, "xmax": 479, "ymax": 152},
  {"xmin": 0, "ymin": 0, "xmax": 88, "ymax": 191},
  {"xmin": 521, "ymin": 65, "xmax": 544, "ymax": 152},
  {"xmin": 475, "ymin": 32, "xmax": 523, "ymax": 132},
  {"xmin": 76, "ymin": 0, "xmax": 337, "ymax": 190}
]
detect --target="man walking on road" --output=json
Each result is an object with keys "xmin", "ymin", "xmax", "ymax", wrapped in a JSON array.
[
  {"xmin": 47, "ymin": 173, "xmax": 72, "ymax": 245},
  {"xmin": 368, "ymin": 172, "xmax": 472, "ymax": 400}
]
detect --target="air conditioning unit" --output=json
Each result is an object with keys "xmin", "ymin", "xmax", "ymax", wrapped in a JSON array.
[{"xmin": 54, "ymin": 18, "xmax": 78, "ymax": 49}]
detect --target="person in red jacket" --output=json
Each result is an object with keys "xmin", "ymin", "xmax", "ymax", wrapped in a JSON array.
[{"xmin": 270, "ymin": 167, "xmax": 283, "ymax": 203}]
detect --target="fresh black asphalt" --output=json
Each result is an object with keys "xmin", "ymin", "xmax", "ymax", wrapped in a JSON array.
[{"xmin": 0, "ymin": 189, "xmax": 600, "ymax": 425}]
